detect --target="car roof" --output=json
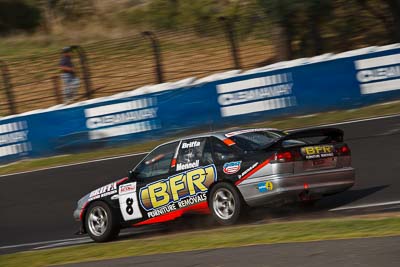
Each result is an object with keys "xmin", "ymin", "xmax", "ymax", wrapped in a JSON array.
[{"xmin": 164, "ymin": 127, "xmax": 279, "ymax": 144}]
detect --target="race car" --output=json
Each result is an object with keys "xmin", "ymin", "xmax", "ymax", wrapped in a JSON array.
[{"xmin": 73, "ymin": 127, "xmax": 355, "ymax": 242}]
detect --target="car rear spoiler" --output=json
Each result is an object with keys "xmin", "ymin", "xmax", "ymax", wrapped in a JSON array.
[{"xmin": 268, "ymin": 127, "xmax": 344, "ymax": 149}]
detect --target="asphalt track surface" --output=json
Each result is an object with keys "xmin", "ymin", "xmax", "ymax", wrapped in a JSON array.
[
  {"xmin": 1, "ymin": 114, "xmax": 400, "ymax": 254},
  {"xmin": 56, "ymin": 236, "xmax": 400, "ymax": 267}
]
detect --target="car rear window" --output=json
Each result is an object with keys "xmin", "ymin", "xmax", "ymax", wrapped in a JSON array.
[{"xmin": 230, "ymin": 131, "xmax": 285, "ymax": 151}]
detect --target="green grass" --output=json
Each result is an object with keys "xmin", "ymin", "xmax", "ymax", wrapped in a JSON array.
[
  {"xmin": 1, "ymin": 216, "xmax": 400, "ymax": 267},
  {"xmin": 0, "ymin": 100, "xmax": 399, "ymax": 175}
]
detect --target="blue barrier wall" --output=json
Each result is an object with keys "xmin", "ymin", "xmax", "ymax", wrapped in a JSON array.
[{"xmin": 1, "ymin": 44, "xmax": 400, "ymax": 162}]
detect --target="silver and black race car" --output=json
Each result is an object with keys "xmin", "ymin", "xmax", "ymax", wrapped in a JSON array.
[{"xmin": 74, "ymin": 127, "xmax": 355, "ymax": 242}]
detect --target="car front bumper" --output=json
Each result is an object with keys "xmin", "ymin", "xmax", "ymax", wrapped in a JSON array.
[
  {"xmin": 73, "ymin": 207, "xmax": 81, "ymax": 221},
  {"xmin": 237, "ymin": 167, "xmax": 355, "ymax": 207}
]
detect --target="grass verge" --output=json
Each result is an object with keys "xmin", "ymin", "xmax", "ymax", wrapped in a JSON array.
[
  {"xmin": 0, "ymin": 100, "xmax": 399, "ymax": 175},
  {"xmin": 1, "ymin": 216, "xmax": 400, "ymax": 267}
]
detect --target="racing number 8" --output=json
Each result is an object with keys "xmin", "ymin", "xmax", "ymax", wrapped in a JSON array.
[{"xmin": 126, "ymin": 198, "xmax": 134, "ymax": 215}]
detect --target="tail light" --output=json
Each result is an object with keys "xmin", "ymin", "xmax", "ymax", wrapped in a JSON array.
[
  {"xmin": 272, "ymin": 151, "xmax": 294, "ymax": 163},
  {"xmin": 337, "ymin": 144, "xmax": 351, "ymax": 156}
]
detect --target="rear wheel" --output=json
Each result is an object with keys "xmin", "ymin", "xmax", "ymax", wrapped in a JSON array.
[
  {"xmin": 85, "ymin": 201, "xmax": 120, "ymax": 242},
  {"xmin": 209, "ymin": 182, "xmax": 243, "ymax": 225}
]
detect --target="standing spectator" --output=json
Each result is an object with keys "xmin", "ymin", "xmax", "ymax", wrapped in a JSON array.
[{"xmin": 60, "ymin": 47, "xmax": 80, "ymax": 103}]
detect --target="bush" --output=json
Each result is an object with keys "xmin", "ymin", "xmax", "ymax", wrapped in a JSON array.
[{"xmin": 0, "ymin": 0, "xmax": 42, "ymax": 35}]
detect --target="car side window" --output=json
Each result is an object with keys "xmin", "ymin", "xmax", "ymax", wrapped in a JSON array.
[
  {"xmin": 202, "ymin": 139, "xmax": 213, "ymax": 165},
  {"xmin": 175, "ymin": 138, "xmax": 213, "ymax": 172},
  {"xmin": 134, "ymin": 141, "xmax": 179, "ymax": 180},
  {"xmin": 211, "ymin": 137, "xmax": 237, "ymax": 162}
]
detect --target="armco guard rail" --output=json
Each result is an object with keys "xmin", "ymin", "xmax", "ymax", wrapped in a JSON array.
[{"xmin": 0, "ymin": 44, "xmax": 399, "ymax": 163}]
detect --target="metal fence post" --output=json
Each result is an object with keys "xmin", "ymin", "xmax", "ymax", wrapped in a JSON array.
[
  {"xmin": 52, "ymin": 76, "xmax": 63, "ymax": 104},
  {"xmin": 142, "ymin": 31, "xmax": 164, "ymax": 84},
  {"xmin": 0, "ymin": 60, "xmax": 17, "ymax": 115},
  {"xmin": 219, "ymin": 17, "xmax": 241, "ymax": 70},
  {"xmin": 71, "ymin": 45, "xmax": 93, "ymax": 99}
]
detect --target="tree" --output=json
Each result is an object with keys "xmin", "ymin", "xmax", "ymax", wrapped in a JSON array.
[
  {"xmin": 0, "ymin": 0, "xmax": 42, "ymax": 35},
  {"xmin": 380, "ymin": 0, "xmax": 400, "ymax": 42},
  {"xmin": 145, "ymin": 0, "xmax": 181, "ymax": 29},
  {"xmin": 304, "ymin": 0, "xmax": 333, "ymax": 56},
  {"xmin": 257, "ymin": 0, "xmax": 301, "ymax": 60},
  {"xmin": 357, "ymin": 0, "xmax": 400, "ymax": 42}
]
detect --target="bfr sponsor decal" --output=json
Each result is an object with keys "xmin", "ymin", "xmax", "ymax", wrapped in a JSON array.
[
  {"xmin": 301, "ymin": 145, "xmax": 334, "ymax": 159},
  {"xmin": 119, "ymin": 182, "xmax": 143, "ymax": 221},
  {"xmin": 355, "ymin": 54, "xmax": 400, "ymax": 95},
  {"xmin": 139, "ymin": 165, "xmax": 217, "ymax": 217},
  {"xmin": 223, "ymin": 161, "xmax": 241, "ymax": 174},
  {"xmin": 84, "ymin": 98, "xmax": 160, "ymax": 140},
  {"xmin": 216, "ymin": 73, "xmax": 296, "ymax": 117}
]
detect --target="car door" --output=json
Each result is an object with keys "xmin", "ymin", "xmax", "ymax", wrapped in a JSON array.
[
  {"xmin": 173, "ymin": 137, "xmax": 213, "ymax": 173},
  {"xmin": 118, "ymin": 141, "xmax": 179, "ymax": 223},
  {"xmin": 167, "ymin": 137, "xmax": 216, "ymax": 211}
]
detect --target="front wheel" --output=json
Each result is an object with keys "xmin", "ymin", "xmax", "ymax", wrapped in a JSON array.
[
  {"xmin": 209, "ymin": 182, "xmax": 243, "ymax": 225},
  {"xmin": 85, "ymin": 201, "xmax": 120, "ymax": 242}
]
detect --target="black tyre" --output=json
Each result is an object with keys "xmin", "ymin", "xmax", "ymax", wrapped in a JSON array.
[
  {"xmin": 209, "ymin": 182, "xmax": 243, "ymax": 225},
  {"xmin": 85, "ymin": 201, "xmax": 120, "ymax": 242}
]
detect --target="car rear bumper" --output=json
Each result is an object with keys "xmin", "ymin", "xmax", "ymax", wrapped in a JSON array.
[{"xmin": 237, "ymin": 167, "xmax": 355, "ymax": 207}]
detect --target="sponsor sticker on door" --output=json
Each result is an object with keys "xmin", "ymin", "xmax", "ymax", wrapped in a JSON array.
[
  {"xmin": 119, "ymin": 182, "xmax": 143, "ymax": 221},
  {"xmin": 258, "ymin": 181, "xmax": 274, "ymax": 193},
  {"xmin": 223, "ymin": 161, "xmax": 241, "ymax": 174},
  {"xmin": 139, "ymin": 165, "xmax": 217, "ymax": 217}
]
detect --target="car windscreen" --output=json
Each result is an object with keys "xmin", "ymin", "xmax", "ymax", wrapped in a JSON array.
[{"xmin": 230, "ymin": 131, "xmax": 285, "ymax": 151}]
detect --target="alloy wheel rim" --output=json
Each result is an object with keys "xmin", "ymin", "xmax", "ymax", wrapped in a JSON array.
[
  {"xmin": 213, "ymin": 188, "xmax": 235, "ymax": 220},
  {"xmin": 88, "ymin": 206, "xmax": 108, "ymax": 236}
]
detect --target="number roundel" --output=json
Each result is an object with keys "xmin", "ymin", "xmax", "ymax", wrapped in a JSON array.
[{"xmin": 126, "ymin": 197, "xmax": 134, "ymax": 215}]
